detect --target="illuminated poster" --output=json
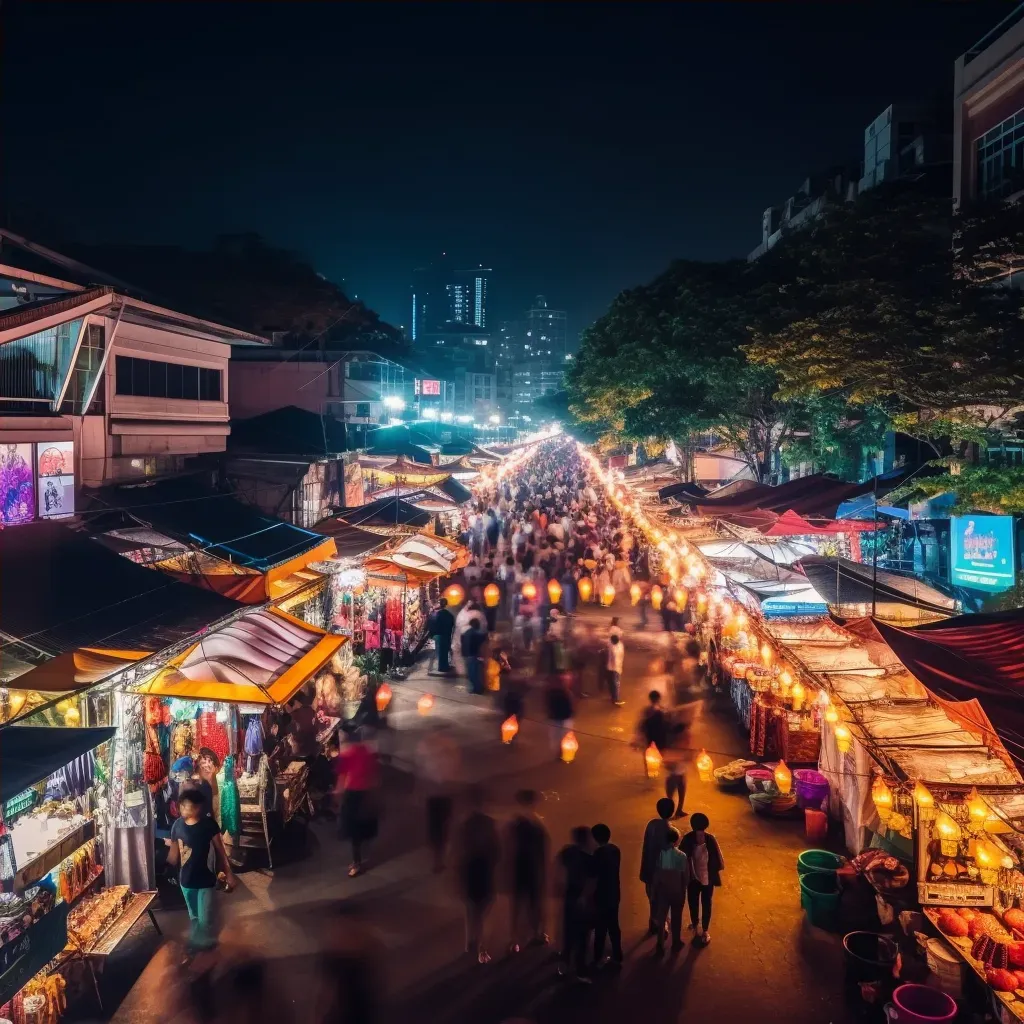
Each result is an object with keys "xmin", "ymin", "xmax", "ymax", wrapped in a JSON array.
[
  {"xmin": 0, "ymin": 444, "xmax": 35, "ymax": 525},
  {"xmin": 37, "ymin": 441, "xmax": 75, "ymax": 519},
  {"xmin": 951, "ymin": 514, "xmax": 1016, "ymax": 592},
  {"xmin": 420, "ymin": 379, "xmax": 441, "ymax": 396}
]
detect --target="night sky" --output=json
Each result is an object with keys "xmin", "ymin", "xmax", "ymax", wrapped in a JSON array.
[{"xmin": 2, "ymin": 2, "xmax": 1008, "ymax": 339}]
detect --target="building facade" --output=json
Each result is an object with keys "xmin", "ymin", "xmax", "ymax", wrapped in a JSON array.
[
  {"xmin": 411, "ymin": 258, "xmax": 491, "ymax": 341},
  {"xmin": 954, "ymin": 5, "xmax": 1024, "ymax": 207},
  {"xmin": 523, "ymin": 296, "xmax": 567, "ymax": 360},
  {"xmin": 0, "ymin": 243, "xmax": 266, "ymax": 529}
]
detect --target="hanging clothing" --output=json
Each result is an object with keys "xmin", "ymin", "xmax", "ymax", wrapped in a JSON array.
[{"xmin": 243, "ymin": 716, "xmax": 264, "ymax": 774}]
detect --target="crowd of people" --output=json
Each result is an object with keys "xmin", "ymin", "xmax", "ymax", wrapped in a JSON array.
[{"xmin": 326, "ymin": 440, "xmax": 726, "ymax": 981}]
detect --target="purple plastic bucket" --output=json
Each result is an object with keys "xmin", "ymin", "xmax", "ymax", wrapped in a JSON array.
[
  {"xmin": 794, "ymin": 769, "xmax": 829, "ymax": 809},
  {"xmin": 886, "ymin": 984, "xmax": 956, "ymax": 1024}
]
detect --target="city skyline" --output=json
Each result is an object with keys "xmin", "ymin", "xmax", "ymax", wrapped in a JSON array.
[{"xmin": 3, "ymin": 2, "xmax": 1009, "ymax": 338}]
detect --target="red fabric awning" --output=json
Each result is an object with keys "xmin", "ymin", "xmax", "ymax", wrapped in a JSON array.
[
  {"xmin": 873, "ymin": 610, "xmax": 1024, "ymax": 768},
  {"xmin": 763, "ymin": 509, "xmax": 882, "ymax": 536}
]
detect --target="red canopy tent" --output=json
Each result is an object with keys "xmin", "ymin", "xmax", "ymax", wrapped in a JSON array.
[
  {"xmin": 763, "ymin": 509, "xmax": 883, "ymax": 537},
  {"xmin": 872, "ymin": 609, "xmax": 1024, "ymax": 769}
]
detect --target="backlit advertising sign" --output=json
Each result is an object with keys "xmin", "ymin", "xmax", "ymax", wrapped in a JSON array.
[{"xmin": 951, "ymin": 514, "xmax": 1016, "ymax": 592}]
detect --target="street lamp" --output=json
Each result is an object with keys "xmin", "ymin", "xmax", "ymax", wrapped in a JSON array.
[
  {"xmin": 422, "ymin": 407, "xmax": 438, "ymax": 420},
  {"xmin": 383, "ymin": 395, "xmax": 405, "ymax": 412},
  {"xmin": 488, "ymin": 414, "xmax": 500, "ymax": 425}
]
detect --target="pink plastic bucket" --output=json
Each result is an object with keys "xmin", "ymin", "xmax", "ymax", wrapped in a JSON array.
[{"xmin": 885, "ymin": 984, "xmax": 956, "ymax": 1024}]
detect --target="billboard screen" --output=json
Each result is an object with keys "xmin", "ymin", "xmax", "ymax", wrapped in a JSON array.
[
  {"xmin": 420, "ymin": 379, "xmax": 441, "ymax": 396},
  {"xmin": 951, "ymin": 514, "xmax": 1016, "ymax": 592}
]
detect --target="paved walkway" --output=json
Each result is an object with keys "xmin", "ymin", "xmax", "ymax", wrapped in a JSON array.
[{"xmin": 95, "ymin": 603, "xmax": 856, "ymax": 1024}]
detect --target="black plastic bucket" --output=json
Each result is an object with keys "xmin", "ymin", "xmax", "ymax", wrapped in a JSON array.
[{"xmin": 843, "ymin": 930, "xmax": 897, "ymax": 1004}]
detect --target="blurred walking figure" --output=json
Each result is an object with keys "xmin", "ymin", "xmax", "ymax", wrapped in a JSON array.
[
  {"xmin": 639, "ymin": 798, "xmax": 675, "ymax": 935},
  {"xmin": 429, "ymin": 598, "xmax": 456, "ymax": 674},
  {"xmin": 334, "ymin": 728, "xmax": 380, "ymax": 877},
  {"xmin": 664, "ymin": 756, "xmax": 687, "ymax": 819},
  {"xmin": 636, "ymin": 691, "xmax": 669, "ymax": 777},
  {"xmin": 556, "ymin": 826, "xmax": 596, "ymax": 983},
  {"xmin": 457, "ymin": 787, "xmax": 501, "ymax": 964},
  {"xmin": 506, "ymin": 789, "xmax": 549, "ymax": 952},
  {"xmin": 606, "ymin": 633, "xmax": 625, "ymax": 705},
  {"xmin": 591, "ymin": 823, "xmax": 622, "ymax": 967},
  {"xmin": 651, "ymin": 827, "xmax": 689, "ymax": 955},
  {"xmin": 545, "ymin": 674, "xmax": 575, "ymax": 760},
  {"xmin": 417, "ymin": 724, "xmax": 462, "ymax": 872}
]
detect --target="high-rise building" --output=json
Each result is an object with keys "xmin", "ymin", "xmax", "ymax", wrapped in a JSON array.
[
  {"xmin": 954, "ymin": 5, "xmax": 1024, "ymax": 207},
  {"xmin": 523, "ymin": 296, "xmax": 567, "ymax": 360},
  {"xmin": 410, "ymin": 259, "xmax": 490, "ymax": 341}
]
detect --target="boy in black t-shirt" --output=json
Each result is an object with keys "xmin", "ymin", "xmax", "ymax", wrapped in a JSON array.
[{"xmin": 167, "ymin": 787, "xmax": 236, "ymax": 953}]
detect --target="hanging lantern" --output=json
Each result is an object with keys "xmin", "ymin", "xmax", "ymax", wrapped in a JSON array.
[
  {"xmin": 913, "ymin": 781, "xmax": 936, "ymax": 822},
  {"xmin": 521, "ymin": 580, "xmax": 538, "ymax": 601},
  {"xmin": 834, "ymin": 723, "xmax": 852, "ymax": 753},
  {"xmin": 790, "ymin": 680, "xmax": 805, "ymax": 711},
  {"xmin": 444, "ymin": 584, "xmax": 465, "ymax": 606},
  {"xmin": 645, "ymin": 743, "xmax": 663, "ymax": 777},
  {"xmin": 630, "ymin": 582, "xmax": 642, "ymax": 606},
  {"xmin": 825, "ymin": 704, "xmax": 839, "ymax": 725},
  {"xmin": 560, "ymin": 731, "xmax": 579, "ymax": 764},
  {"xmin": 974, "ymin": 839, "xmax": 1000, "ymax": 883},
  {"xmin": 547, "ymin": 578, "xmax": 563, "ymax": 605},
  {"xmin": 967, "ymin": 787, "xmax": 990, "ymax": 830},
  {"xmin": 673, "ymin": 588, "xmax": 687, "ymax": 608},
  {"xmin": 774, "ymin": 760, "xmax": 792, "ymax": 795},
  {"xmin": 375, "ymin": 682, "xmax": 393, "ymax": 713},
  {"xmin": 578, "ymin": 577, "xmax": 593, "ymax": 602},
  {"xmin": 501, "ymin": 715, "xmax": 519, "ymax": 744},
  {"xmin": 696, "ymin": 749, "xmax": 714, "ymax": 782},
  {"xmin": 484, "ymin": 583, "xmax": 501, "ymax": 608},
  {"xmin": 736, "ymin": 611, "xmax": 749, "ymax": 630},
  {"xmin": 601, "ymin": 583, "xmax": 616, "ymax": 606},
  {"xmin": 935, "ymin": 810, "xmax": 962, "ymax": 857},
  {"xmin": 417, "ymin": 693, "xmax": 435, "ymax": 715},
  {"xmin": 872, "ymin": 777, "xmax": 894, "ymax": 823},
  {"xmin": 63, "ymin": 706, "xmax": 81, "ymax": 727},
  {"xmin": 779, "ymin": 669, "xmax": 793, "ymax": 689},
  {"xmin": 760, "ymin": 642, "xmax": 773, "ymax": 665},
  {"xmin": 694, "ymin": 592, "xmax": 705, "ymax": 611},
  {"xmin": 650, "ymin": 585, "xmax": 663, "ymax": 610}
]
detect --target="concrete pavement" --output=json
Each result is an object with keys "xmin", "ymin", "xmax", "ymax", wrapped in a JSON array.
[{"xmin": 92, "ymin": 602, "xmax": 857, "ymax": 1024}]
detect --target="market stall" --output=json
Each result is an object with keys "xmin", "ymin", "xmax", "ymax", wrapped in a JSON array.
[{"xmin": 0, "ymin": 726, "xmax": 163, "ymax": 1024}]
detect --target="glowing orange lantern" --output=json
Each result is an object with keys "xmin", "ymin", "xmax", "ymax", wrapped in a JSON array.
[
  {"xmin": 673, "ymin": 588, "xmax": 687, "ymax": 608},
  {"xmin": 484, "ymin": 583, "xmax": 501, "ymax": 608},
  {"xmin": 560, "ymin": 731, "xmax": 579, "ymax": 763},
  {"xmin": 696, "ymin": 749, "xmax": 714, "ymax": 782},
  {"xmin": 774, "ymin": 760, "xmax": 792, "ymax": 795},
  {"xmin": 630, "ymin": 582, "xmax": 642, "ymax": 606},
  {"xmin": 834, "ymin": 723, "xmax": 852, "ymax": 753},
  {"xmin": 760, "ymin": 643, "xmax": 773, "ymax": 665},
  {"xmin": 645, "ymin": 743, "xmax": 663, "ymax": 777},
  {"xmin": 601, "ymin": 583, "xmax": 616, "ymax": 606},
  {"xmin": 736, "ymin": 611, "xmax": 749, "ymax": 630},
  {"xmin": 444, "ymin": 584, "xmax": 465, "ymax": 606},
  {"xmin": 547, "ymin": 578, "xmax": 562, "ymax": 605},
  {"xmin": 375, "ymin": 682, "xmax": 393, "ymax": 713},
  {"xmin": 967, "ymin": 787, "xmax": 990, "ymax": 829},
  {"xmin": 872, "ymin": 776, "xmax": 893, "ymax": 823},
  {"xmin": 825, "ymin": 704, "xmax": 839, "ymax": 725},
  {"xmin": 521, "ymin": 581, "xmax": 538, "ymax": 601},
  {"xmin": 790, "ymin": 680, "xmax": 805, "ymax": 711},
  {"xmin": 417, "ymin": 693, "xmax": 434, "ymax": 715},
  {"xmin": 695, "ymin": 592, "xmax": 706, "ymax": 610},
  {"xmin": 577, "ymin": 577, "xmax": 593, "ymax": 602},
  {"xmin": 650, "ymin": 585, "xmax": 663, "ymax": 611},
  {"xmin": 501, "ymin": 715, "xmax": 519, "ymax": 744}
]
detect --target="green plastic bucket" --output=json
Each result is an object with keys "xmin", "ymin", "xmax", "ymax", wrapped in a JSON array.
[
  {"xmin": 800, "ymin": 869, "xmax": 842, "ymax": 929},
  {"xmin": 797, "ymin": 848, "xmax": 843, "ymax": 877}
]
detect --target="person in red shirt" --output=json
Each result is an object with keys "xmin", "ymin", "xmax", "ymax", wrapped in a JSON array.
[{"xmin": 333, "ymin": 730, "xmax": 380, "ymax": 877}]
